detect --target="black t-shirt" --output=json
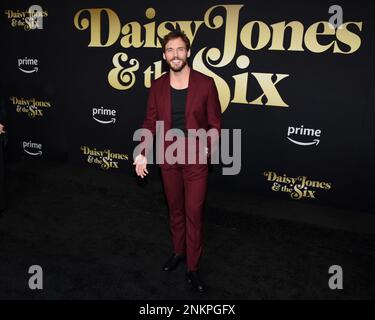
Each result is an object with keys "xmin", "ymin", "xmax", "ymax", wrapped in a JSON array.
[{"xmin": 171, "ymin": 86, "xmax": 187, "ymax": 134}]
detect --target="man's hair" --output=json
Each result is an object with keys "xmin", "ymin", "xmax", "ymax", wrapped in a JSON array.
[{"xmin": 162, "ymin": 29, "xmax": 191, "ymax": 52}]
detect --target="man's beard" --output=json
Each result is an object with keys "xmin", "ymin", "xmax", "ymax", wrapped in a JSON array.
[{"xmin": 167, "ymin": 58, "xmax": 187, "ymax": 72}]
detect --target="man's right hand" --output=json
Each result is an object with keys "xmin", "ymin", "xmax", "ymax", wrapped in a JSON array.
[
  {"xmin": 133, "ymin": 154, "xmax": 149, "ymax": 178},
  {"xmin": 0, "ymin": 123, "xmax": 5, "ymax": 135}
]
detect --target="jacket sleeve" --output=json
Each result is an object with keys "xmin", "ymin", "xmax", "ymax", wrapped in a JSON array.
[
  {"xmin": 139, "ymin": 83, "xmax": 157, "ymax": 157},
  {"xmin": 206, "ymin": 78, "xmax": 221, "ymax": 157}
]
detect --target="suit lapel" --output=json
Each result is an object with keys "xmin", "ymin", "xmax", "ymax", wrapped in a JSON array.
[
  {"xmin": 162, "ymin": 73, "xmax": 172, "ymax": 130},
  {"xmin": 185, "ymin": 69, "xmax": 196, "ymax": 122}
]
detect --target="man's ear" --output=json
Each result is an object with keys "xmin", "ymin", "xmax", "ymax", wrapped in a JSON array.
[
  {"xmin": 187, "ymin": 49, "xmax": 191, "ymax": 58},
  {"xmin": 163, "ymin": 52, "xmax": 166, "ymax": 60}
]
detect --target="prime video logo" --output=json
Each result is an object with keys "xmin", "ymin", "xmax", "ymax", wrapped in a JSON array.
[
  {"xmin": 92, "ymin": 107, "xmax": 116, "ymax": 124},
  {"xmin": 18, "ymin": 57, "xmax": 38, "ymax": 73},
  {"xmin": 23, "ymin": 141, "xmax": 42, "ymax": 156},
  {"xmin": 287, "ymin": 125, "xmax": 321, "ymax": 146}
]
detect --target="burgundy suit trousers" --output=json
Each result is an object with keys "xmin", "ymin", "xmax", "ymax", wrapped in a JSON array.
[{"xmin": 160, "ymin": 139, "xmax": 208, "ymax": 271}]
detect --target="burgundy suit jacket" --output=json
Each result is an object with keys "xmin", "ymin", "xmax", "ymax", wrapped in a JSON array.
[{"xmin": 140, "ymin": 69, "xmax": 221, "ymax": 168}]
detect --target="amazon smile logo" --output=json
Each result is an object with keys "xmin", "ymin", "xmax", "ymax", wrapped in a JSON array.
[
  {"xmin": 23, "ymin": 141, "xmax": 42, "ymax": 156},
  {"xmin": 287, "ymin": 125, "xmax": 321, "ymax": 146},
  {"xmin": 18, "ymin": 57, "xmax": 39, "ymax": 73},
  {"xmin": 92, "ymin": 107, "xmax": 117, "ymax": 124}
]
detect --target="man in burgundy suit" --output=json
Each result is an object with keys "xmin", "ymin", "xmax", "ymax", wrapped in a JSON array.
[{"xmin": 133, "ymin": 30, "xmax": 221, "ymax": 293}]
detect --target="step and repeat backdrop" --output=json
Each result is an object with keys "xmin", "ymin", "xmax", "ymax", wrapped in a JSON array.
[{"xmin": 1, "ymin": 0, "xmax": 374, "ymax": 211}]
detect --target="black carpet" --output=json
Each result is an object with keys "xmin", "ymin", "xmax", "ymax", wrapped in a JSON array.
[{"xmin": 0, "ymin": 159, "xmax": 374, "ymax": 299}]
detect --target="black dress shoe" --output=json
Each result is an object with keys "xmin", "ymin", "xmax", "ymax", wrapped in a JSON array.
[
  {"xmin": 186, "ymin": 270, "xmax": 206, "ymax": 293},
  {"xmin": 162, "ymin": 253, "xmax": 185, "ymax": 272}
]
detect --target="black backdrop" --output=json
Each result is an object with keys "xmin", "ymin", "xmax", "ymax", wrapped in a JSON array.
[{"xmin": 1, "ymin": 0, "xmax": 374, "ymax": 212}]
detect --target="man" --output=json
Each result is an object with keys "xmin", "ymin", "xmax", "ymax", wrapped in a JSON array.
[
  {"xmin": 133, "ymin": 30, "xmax": 221, "ymax": 293},
  {"xmin": 0, "ymin": 95, "xmax": 6, "ymax": 212}
]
